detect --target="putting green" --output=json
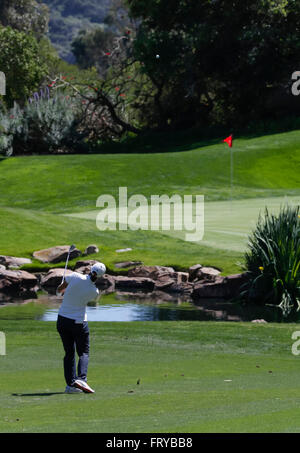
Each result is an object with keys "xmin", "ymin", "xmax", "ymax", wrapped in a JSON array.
[{"xmin": 64, "ymin": 194, "xmax": 300, "ymax": 253}]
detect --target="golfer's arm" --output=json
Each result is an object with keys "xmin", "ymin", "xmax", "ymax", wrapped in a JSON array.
[{"xmin": 57, "ymin": 281, "xmax": 68, "ymax": 294}]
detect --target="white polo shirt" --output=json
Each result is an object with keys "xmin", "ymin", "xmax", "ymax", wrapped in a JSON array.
[{"xmin": 58, "ymin": 272, "xmax": 99, "ymax": 323}]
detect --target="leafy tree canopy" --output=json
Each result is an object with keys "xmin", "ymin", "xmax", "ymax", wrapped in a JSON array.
[
  {"xmin": 0, "ymin": 26, "xmax": 48, "ymax": 107},
  {"xmin": 125, "ymin": 0, "xmax": 300, "ymax": 128}
]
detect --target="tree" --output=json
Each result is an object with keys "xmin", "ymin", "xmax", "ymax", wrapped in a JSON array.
[
  {"xmin": 72, "ymin": 28, "xmax": 117, "ymax": 77},
  {"xmin": 126, "ymin": 0, "xmax": 300, "ymax": 129},
  {"xmin": 0, "ymin": 0, "xmax": 49, "ymax": 40},
  {"xmin": 0, "ymin": 27, "xmax": 48, "ymax": 107}
]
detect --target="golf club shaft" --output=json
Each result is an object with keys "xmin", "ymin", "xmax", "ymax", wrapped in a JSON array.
[
  {"xmin": 61, "ymin": 245, "xmax": 76, "ymax": 284},
  {"xmin": 62, "ymin": 252, "xmax": 71, "ymax": 283}
]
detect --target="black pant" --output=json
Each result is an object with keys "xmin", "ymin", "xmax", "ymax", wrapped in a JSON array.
[{"xmin": 56, "ymin": 315, "xmax": 90, "ymax": 387}]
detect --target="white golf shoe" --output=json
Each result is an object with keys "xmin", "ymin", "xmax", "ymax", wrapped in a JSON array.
[
  {"xmin": 65, "ymin": 385, "xmax": 83, "ymax": 394},
  {"xmin": 74, "ymin": 379, "xmax": 95, "ymax": 393}
]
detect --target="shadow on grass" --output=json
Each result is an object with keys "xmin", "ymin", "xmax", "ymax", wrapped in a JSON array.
[{"xmin": 12, "ymin": 392, "xmax": 65, "ymax": 397}]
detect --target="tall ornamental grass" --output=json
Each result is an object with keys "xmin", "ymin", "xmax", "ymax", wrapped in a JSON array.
[{"xmin": 241, "ymin": 204, "xmax": 300, "ymax": 315}]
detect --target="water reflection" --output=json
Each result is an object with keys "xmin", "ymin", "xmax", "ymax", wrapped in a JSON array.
[{"xmin": 0, "ymin": 291, "xmax": 298, "ymax": 322}]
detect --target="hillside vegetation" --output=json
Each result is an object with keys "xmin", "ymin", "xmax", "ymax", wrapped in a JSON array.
[{"xmin": 40, "ymin": 0, "xmax": 112, "ymax": 62}]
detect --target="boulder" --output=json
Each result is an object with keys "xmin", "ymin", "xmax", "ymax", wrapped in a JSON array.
[
  {"xmin": 96, "ymin": 274, "xmax": 115, "ymax": 292},
  {"xmin": 0, "ymin": 264, "xmax": 5, "ymax": 271},
  {"xmin": 113, "ymin": 276, "xmax": 155, "ymax": 292},
  {"xmin": 199, "ymin": 267, "xmax": 221, "ymax": 280},
  {"xmin": 176, "ymin": 272, "xmax": 189, "ymax": 283},
  {"xmin": 0, "ymin": 255, "xmax": 32, "ymax": 269},
  {"xmin": 168, "ymin": 282, "xmax": 194, "ymax": 295},
  {"xmin": 191, "ymin": 266, "xmax": 221, "ymax": 282},
  {"xmin": 128, "ymin": 265, "xmax": 175, "ymax": 279},
  {"xmin": 223, "ymin": 273, "xmax": 250, "ymax": 298},
  {"xmin": 74, "ymin": 260, "xmax": 99, "ymax": 274},
  {"xmin": 154, "ymin": 278, "xmax": 194, "ymax": 295},
  {"xmin": 83, "ymin": 245, "xmax": 99, "ymax": 256},
  {"xmin": 153, "ymin": 274, "xmax": 176, "ymax": 291},
  {"xmin": 188, "ymin": 264, "xmax": 203, "ymax": 281},
  {"xmin": 33, "ymin": 246, "xmax": 81, "ymax": 264},
  {"xmin": 40, "ymin": 268, "xmax": 74, "ymax": 291},
  {"xmin": 128, "ymin": 266, "xmax": 190, "ymax": 294},
  {"xmin": 0, "ymin": 269, "xmax": 38, "ymax": 296},
  {"xmin": 192, "ymin": 273, "xmax": 249, "ymax": 300}
]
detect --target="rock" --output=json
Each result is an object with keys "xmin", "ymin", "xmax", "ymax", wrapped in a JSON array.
[
  {"xmin": 0, "ymin": 264, "xmax": 5, "ymax": 271},
  {"xmin": 153, "ymin": 274, "xmax": 176, "ymax": 291},
  {"xmin": 96, "ymin": 274, "xmax": 115, "ymax": 293},
  {"xmin": 40, "ymin": 268, "xmax": 74, "ymax": 292},
  {"xmin": 200, "ymin": 266, "xmax": 221, "ymax": 278},
  {"xmin": 188, "ymin": 264, "xmax": 203, "ymax": 280},
  {"xmin": 176, "ymin": 272, "xmax": 189, "ymax": 283},
  {"xmin": 74, "ymin": 260, "xmax": 99, "ymax": 274},
  {"xmin": 193, "ymin": 266, "xmax": 221, "ymax": 282},
  {"xmin": 167, "ymin": 282, "xmax": 194, "ymax": 295},
  {"xmin": 0, "ymin": 255, "xmax": 32, "ymax": 269},
  {"xmin": 128, "ymin": 266, "xmax": 190, "ymax": 294},
  {"xmin": 114, "ymin": 261, "xmax": 143, "ymax": 269},
  {"xmin": 33, "ymin": 246, "xmax": 81, "ymax": 264},
  {"xmin": 0, "ymin": 269, "xmax": 38, "ymax": 296},
  {"xmin": 192, "ymin": 273, "xmax": 249, "ymax": 300},
  {"xmin": 113, "ymin": 276, "xmax": 155, "ymax": 292},
  {"xmin": 19, "ymin": 289, "xmax": 39, "ymax": 300},
  {"xmin": 128, "ymin": 265, "xmax": 175, "ymax": 279},
  {"xmin": 83, "ymin": 245, "xmax": 99, "ymax": 256},
  {"xmin": 223, "ymin": 273, "xmax": 250, "ymax": 296},
  {"xmin": 192, "ymin": 279, "xmax": 226, "ymax": 299}
]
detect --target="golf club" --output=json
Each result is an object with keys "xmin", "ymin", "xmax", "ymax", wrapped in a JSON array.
[{"xmin": 62, "ymin": 244, "xmax": 76, "ymax": 284}]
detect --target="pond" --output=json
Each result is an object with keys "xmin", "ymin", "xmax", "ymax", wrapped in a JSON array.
[{"xmin": 0, "ymin": 291, "xmax": 296, "ymax": 323}]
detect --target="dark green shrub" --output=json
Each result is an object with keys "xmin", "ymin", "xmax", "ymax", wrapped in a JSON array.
[{"xmin": 241, "ymin": 205, "xmax": 300, "ymax": 315}]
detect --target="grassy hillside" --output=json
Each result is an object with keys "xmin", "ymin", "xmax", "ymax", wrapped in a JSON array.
[
  {"xmin": 0, "ymin": 130, "xmax": 299, "ymax": 274},
  {"xmin": 0, "ymin": 130, "xmax": 299, "ymax": 213}
]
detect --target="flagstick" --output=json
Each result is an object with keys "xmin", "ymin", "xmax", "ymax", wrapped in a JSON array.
[{"xmin": 230, "ymin": 147, "xmax": 233, "ymax": 212}]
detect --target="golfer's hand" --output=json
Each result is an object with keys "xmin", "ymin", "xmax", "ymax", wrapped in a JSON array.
[{"xmin": 56, "ymin": 280, "xmax": 68, "ymax": 296}]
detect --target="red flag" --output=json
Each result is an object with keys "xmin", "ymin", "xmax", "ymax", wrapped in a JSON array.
[{"xmin": 223, "ymin": 135, "xmax": 233, "ymax": 148}]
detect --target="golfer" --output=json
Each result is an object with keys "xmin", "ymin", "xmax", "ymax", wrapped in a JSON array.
[{"xmin": 56, "ymin": 262, "xmax": 106, "ymax": 394}]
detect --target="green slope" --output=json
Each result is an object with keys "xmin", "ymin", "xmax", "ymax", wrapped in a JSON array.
[
  {"xmin": 0, "ymin": 130, "xmax": 299, "ymax": 273},
  {"xmin": 0, "ymin": 130, "xmax": 299, "ymax": 213}
]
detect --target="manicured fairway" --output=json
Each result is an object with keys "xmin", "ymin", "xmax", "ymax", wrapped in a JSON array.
[{"xmin": 0, "ymin": 320, "xmax": 300, "ymax": 433}]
